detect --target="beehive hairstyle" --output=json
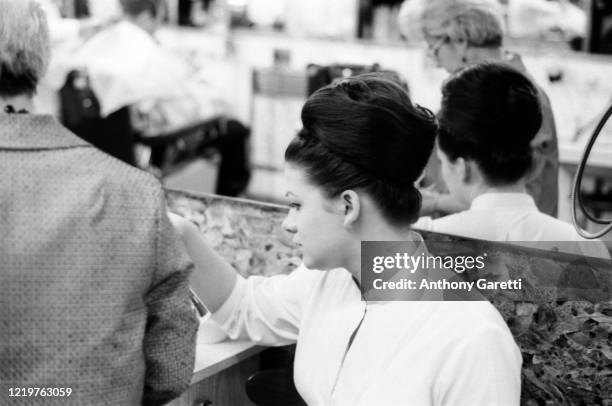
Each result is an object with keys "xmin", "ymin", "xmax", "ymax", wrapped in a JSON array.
[{"xmin": 285, "ymin": 72, "xmax": 437, "ymax": 225}]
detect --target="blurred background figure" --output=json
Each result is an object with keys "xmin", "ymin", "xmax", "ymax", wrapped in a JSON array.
[
  {"xmin": 0, "ymin": 0, "xmax": 198, "ymax": 404},
  {"xmin": 508, "ymin": 0, "xmax": 586, "ymax": 47},
  {"xmin": 33, "ymin": 0, "xmax": 119, "ymax": 116},
  {"xmin": 37, "ymin": 0, "xmax": 85, "ymax": 44},
  {"xmin": 178, "ymin": 0, "xmax": 215, "ymax": 26},
  {"xmin": 36, "ymin": 0, "xmax": 119, "ymax": 44},
  {"xmin": 66, "ymin": 0, "xmax": 251, "ymax": 196},
  {"xmin": 398, "ymin": 0, "xmax": 560, "ymax": 218}
]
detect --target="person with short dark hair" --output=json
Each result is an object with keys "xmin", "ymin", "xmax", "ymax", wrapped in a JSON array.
[
  {"xmin": 414, "ymin": 63, "xmax": 609, "ymax": 259},
  {"xmin": 399, "ymin": 0, "xmax": 560, "ymax": 218},
  {"xmin": 0, "ymin": 1, "xmax": 198, "ymax": 404},
  {"xmin": 437, "ymin": 63, "xmax": 542, "ymax": 187},
  {"xmin": 170, "ymin": 73, "xmax": 522, "ymax": 405}
]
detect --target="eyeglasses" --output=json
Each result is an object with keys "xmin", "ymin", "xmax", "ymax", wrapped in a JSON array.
[{"xmin": 426, "ymin": 35, "xmax": 450, "ymax": 57}]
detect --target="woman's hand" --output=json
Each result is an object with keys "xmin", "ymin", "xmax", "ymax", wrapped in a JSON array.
[
  {"xmin": 167, "ymin": 212, "xmax": 197, "ymax": 240},
  {"xmin": 419, "ymin": 191, "xmax": 469, "ymax": 216},
  {"xmin": 166, "ymin": 211, "xmax": 238, "ymax": 314},
  {"xmin": 436, "ymin": 194, "xmax": 469, "ymax": 214}
]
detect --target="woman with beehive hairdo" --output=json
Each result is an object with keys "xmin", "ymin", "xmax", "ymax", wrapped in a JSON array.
[
  {"xmin": 286, "ymin": 73, "xmax": 437, "ymax": 225},
  {"xmin": 171, "ymin": 72, "xmax": 522, "ymax": 405},
  {"xmin": 414, "ymin": 62, "xmax": 610, "ymax": 259}
]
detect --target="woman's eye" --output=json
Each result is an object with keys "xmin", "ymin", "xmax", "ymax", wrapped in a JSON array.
[{"xmin": 289, "ymin": 203, "xmax": 301, "ymax": 210}]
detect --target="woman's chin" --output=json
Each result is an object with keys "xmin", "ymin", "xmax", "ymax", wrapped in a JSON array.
[
  {"xmin": 301, "ymin": 254, "xmax": 332, "ymax": 271},
  {"xmin": 301, "ymin": 255, "xmax": 317, "ymax": 269}
]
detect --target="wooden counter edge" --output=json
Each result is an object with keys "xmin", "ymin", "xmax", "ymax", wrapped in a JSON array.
[{"xmin": 191, "ymin": 340, "xmax": 266, "ymax": 383}]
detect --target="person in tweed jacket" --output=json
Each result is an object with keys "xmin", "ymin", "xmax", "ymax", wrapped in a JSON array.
[{"xmin": 0, "ymin": 1, "xmax": 199, "ymax": 405}]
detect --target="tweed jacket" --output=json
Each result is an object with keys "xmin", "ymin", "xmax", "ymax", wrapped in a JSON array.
[{"xmin": 0, "ymin": 114, "xmax": 198, "ymax": 405}]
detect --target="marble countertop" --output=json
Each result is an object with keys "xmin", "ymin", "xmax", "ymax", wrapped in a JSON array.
[{"xmin": 167, "ymin": 189, "xmax": 300, "ymax": 278}]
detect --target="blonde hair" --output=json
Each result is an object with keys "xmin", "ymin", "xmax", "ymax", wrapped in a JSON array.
[
  {"xmin": 399, "ymin": 0, "xmax": 505, "ymax": 47},
  {"xmin": 0, "ymin": 0, "xmax": 51, "ymax": 96}
]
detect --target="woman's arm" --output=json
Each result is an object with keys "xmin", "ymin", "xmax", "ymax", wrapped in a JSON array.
[
  {"xmin": 420, "ymin": 190, "xmax": 469, "ymax": 216},
  {"xmin": 169, "ymin": 212, "xmax": 315, "ymax": 345},
  {"xmin": 436, "ymin": 194, "xmax": 469, "ymax": 214},
  {"xmin": 168, "ymin": 213, "xmax": 237, "ymax": 313}
]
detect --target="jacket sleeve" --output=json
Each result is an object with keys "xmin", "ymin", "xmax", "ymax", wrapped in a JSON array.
[
  {"xmin": 211, "ymin": 265, "xmax": 319, "ymax": 346},
  {"xmin": 142, "ymin": 192, "xmax": 199, "ymax": 406}
]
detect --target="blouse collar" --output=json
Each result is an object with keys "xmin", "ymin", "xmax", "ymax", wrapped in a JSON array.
[{"xmin": 470, "ymin": 193, "xmax": 538, "ymax": 212}]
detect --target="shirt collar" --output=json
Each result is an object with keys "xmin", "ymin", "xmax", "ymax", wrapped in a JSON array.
[
  {"xmin": 0, "ymin": 114, "xmax": 90, "ymax": 150},
  {"xmin": 470, "ymin": 193, "xmax": 538, "ymax": 211}
]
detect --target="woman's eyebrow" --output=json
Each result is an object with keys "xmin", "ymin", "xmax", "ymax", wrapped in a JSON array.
[{"xmin": 285, "ymin": 191, "xmax": 297, "ymax": 198}]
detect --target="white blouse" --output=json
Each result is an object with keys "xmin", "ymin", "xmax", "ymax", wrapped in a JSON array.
[
  {"xmin": 414, "ymin": 193, "xmax": 610, "ymax": 259},
  {"xmin": 212, "ymin": 264, "xmax": 521, "ymax": 405}
]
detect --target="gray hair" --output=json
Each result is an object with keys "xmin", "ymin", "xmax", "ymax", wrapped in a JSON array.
[
  {"xmin": 0, "ymin": 0, "xmax": 51, "ymax": 97},
  {"xmin": 399, "ymin": 0, "xmax": 505, "ymax": 48}
]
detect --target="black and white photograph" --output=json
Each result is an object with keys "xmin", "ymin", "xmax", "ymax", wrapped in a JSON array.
[{"xmin": 1, "ymin": 0, "xmax": 611, "ymax": 405}]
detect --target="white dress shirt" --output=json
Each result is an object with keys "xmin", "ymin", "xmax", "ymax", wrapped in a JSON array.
[
  {"xmin": 414, "ymin": 193, "xmax": 610, "ymax": 259},
  {"xmin": 212, "ymin": 264, "xmax": 522, "ymax": 406}
]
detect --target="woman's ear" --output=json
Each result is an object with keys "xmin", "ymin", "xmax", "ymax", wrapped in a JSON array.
[
  {"xmin": 339, "ymin": 190, "xmax": 361, "ymax": 228},
  {"xmin": 454, "ymin": 157, "xmax": 470, "ymax": 183}
]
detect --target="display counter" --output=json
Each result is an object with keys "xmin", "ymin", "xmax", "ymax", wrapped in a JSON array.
[
  {"xmin": 166, "ymin": 190, "xmax": 299, "ymax": 406},
  {"xmin": 165, "ymin": 189, "xmax": 612, "ymax": 406},
  {"xmin": 168, "ymin": 333, "xmax": 263, "ymax": 406},
  {"xmin": 164, "ymin": 190, "xmax": 300, "ymax": 405}
]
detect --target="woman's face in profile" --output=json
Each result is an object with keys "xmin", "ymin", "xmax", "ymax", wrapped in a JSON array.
[
  {"xmin": 426, "ymin": 35, "xmax": 466, "ymax": 74},
  {"xmin": 282, "ymin": 164, "xmax": 352, "ymax": 271}
]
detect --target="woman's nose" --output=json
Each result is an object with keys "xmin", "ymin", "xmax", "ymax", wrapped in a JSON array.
[{"xmin": 282, "ymin": 213, "xmax": 297, "ymax": 234}]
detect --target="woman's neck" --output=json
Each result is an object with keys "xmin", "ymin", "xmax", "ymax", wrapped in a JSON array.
[
  {"xmin": 466, "ymin": 47, "xmax": 505, "ymax": 65},
  {"xmin": 346, "ymin": 224, "xmax": 420, "ymax": 286},
  {"xmin": 1, "ymin": 94, "xmax": 35, "ymax": 113},
  {"xmin": 470, "ymin": 182, "xmax": 527, "ymax": 202}
]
